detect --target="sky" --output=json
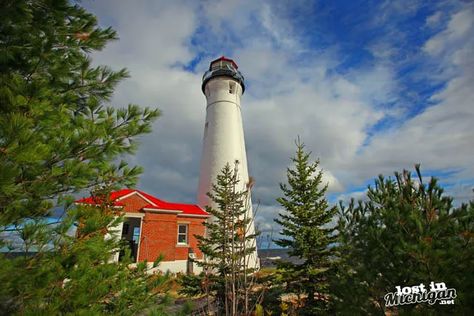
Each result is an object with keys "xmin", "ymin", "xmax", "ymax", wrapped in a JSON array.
[{"xmin": 81, "ymin": 0, "xmax": 474, "ymax": 238}]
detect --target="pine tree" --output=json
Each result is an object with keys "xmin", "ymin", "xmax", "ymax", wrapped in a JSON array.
[
  {"xmin": 0, "ymin": 1, "xmax": 166, "ymax": 314},
  {"xmin": 180, "ymin": 163, "xmax": 259, "ymax": 315},
  {"xmin": 333, "ymin": 165, "xmax": 474, "ymax": 314},
  {"xmin": 274, "ymin": 139, "xmax": 338, "ymax": 314}
]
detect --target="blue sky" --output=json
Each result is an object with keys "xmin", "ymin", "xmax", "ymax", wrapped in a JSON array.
[{"xmin": 81, "ymin": 0, "xmax": 474, "ymax": 233}]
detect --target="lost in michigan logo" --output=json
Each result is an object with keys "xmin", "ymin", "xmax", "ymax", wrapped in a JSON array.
[{"xmin": 384, "ymin": 281, "xmax": 456, "ymax": 307}]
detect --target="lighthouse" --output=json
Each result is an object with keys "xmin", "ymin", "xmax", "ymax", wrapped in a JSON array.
[{"xmin": 197, "ymin": 56, "xmax": 259, "ymax": 268}]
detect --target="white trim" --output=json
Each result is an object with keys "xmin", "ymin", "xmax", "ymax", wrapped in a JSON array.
[
  {"xmin": 110, "ymin": 219, "xmax": 123, "ymax": 263},
  {"xmin": 143, "ymin": 208, "xmax": 182, "ymax": 214},
  {"xmin": 116, "ymin": 191, "xmax": 157, "ymax": 207},
  {"xmin": 177, "ymin": 213, "xmax": 210, "ymax": 218},
  {"xmin": 124, "ymin": 212, "xmax": 145, "ymax": 218},
  {"xmin": 74, "ymin": 202, "xmax": 124, "ymax": 209},
  {"xmin": 135, "ymin": 217, "xmax": 143, "ymax": 263},
  {"xmin": 142, "ymin": 260, "xmax": 204, "ymax": 274}
]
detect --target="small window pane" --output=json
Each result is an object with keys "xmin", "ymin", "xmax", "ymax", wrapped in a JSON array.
[
  {"xmin": 132, "ymin": 227, "xmax": 140, "ymax": 242},
  {"xmin": 178, "ymin": 224, "xmax": 188, "ymax": 244}
]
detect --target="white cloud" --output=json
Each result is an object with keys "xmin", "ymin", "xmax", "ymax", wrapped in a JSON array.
[
  {"xmin": 426, "ymin": 11, "xmax": 443, "ymax": 28},
  {"xmin": 424, "ymin": 7, "xmax": 473, "ymax": 57},
  {"xmin": 336, "ymin": 189, "xmax": 368, "ymax": 205},
  {"xmin": 349, "ymin": 4, "xmax": 474, "ymax": 185}
]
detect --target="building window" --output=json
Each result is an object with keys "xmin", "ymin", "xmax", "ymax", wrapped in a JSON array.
[
  {"xmin": 229, "ymin": 82, "xmax": 236, "ymax": 94},
  {"xmin": 177, "ymin": 224, "xmax": 188, "ymax": 245}
]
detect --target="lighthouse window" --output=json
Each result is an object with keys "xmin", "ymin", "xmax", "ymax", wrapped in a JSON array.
[
  {"xmin": 177, "ymin": 224, "xmax": 188, "ymax": 245},
  {"xmin": 229, "ymin": 82, "xmax": 236, "ymax": 94},
  {"xmin": 211, "ymin": 61, "xmax": 221, "ymax": 70}
]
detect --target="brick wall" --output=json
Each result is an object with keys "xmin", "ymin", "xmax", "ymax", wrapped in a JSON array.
[
  {"xmin": 138, "ymin": 212, "xmax": 177, "ymax": 262},
  {"xmin": 137, "ymin": 212, "xmax": 207, "ymax": 262},
  {"xmin": 121, "ymin": 194, "xmax": 149, "ymax": 212}
]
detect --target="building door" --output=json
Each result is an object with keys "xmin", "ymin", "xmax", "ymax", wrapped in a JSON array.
[{"xmin": 119, "ymin": 217, "xmax": 141, "ymax": 262}]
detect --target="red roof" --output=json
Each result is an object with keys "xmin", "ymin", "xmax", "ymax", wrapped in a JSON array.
[
  {"xmin": 209, "ymin": 56, "xmax": 238, "ymax": 70},
  {"xmin": 76, "ymin": 189, "xmax": 209, "ymax": 217}
]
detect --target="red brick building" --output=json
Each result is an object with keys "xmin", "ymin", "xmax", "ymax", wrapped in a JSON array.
[{"xmin": 77, "ymin": 189, "xmax": 209, "ymax": 272}]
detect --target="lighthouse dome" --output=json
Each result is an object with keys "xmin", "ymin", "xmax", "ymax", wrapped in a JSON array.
[{"xmin": 202, "ymin": 56, "xmax": 245, "ymax": 94}]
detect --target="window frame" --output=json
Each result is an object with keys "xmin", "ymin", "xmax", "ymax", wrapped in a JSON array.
[{"xmin": 177, "ymin": 224, "xmax": 188, "ymax": 245}]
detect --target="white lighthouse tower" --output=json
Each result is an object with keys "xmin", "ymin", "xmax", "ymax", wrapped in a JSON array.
[{"xmin": 197, "ymin": 56, "xmax": 259, "ymax": 268}]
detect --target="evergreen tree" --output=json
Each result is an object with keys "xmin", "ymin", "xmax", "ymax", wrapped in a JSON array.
[
  {"xmin": 333, "ymin": 165, "xmax": 474, "ymax": 315},
  {"xmin": 180, "ymin": 163, "xmax": 259, "ymax": 315},
  {"xmin": 0, "ymin": 1, "xmax": 166, "ymax": 314},
  {"xmin": 274, "ymin": 139, "xmax": 338, "ymax": 314}
]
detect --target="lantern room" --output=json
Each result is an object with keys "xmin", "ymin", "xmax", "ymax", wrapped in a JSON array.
[{"xmin": 201, "ymin": 56, "xmax": 245, "ymax": 94}]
